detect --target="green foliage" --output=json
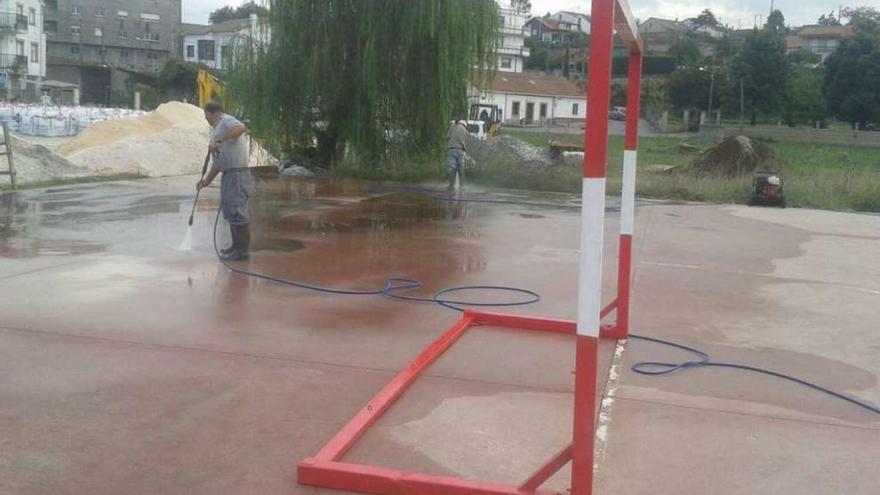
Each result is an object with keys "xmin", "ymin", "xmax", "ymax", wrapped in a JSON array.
[
  {"xmin": 157, "ymin": 58, "xmax": 199, "ymax": 100},
  {"xmin": 784, "ymin": 67, "xmax": 825, "ymax": 126},
  {"xmin": 765, "ymin": 9, "xmax": 787, "ymax": 34},
  {"xmin": 667, "ymin": 67, "xmax": 710, "ymax": 110},
  {"xmin": 692, "ymin": 9, "xmax": 719, "ymax": 28},
  {"xmin": 209, "ymin": 1, "xmax": 269, "ymax": 24},
  {"xmin": 823, "ymin": 32, "xmax": 880, "ymax": 128},
  {"xmin": 666, "ymin": 67, "xmax": 733, "ymax": 114},
  {"xmin": 817, "ymin": 11, "xmax": 841, "ymax": 26},
  {"xmin": 668, "ymin": 34, "xmax": 702, "ymax": 67},
  {"xmin": 734, "ymin": 27, "xmax": 788, "ymax": 122},
  {"xmin": 640, "ymin": 77, "xmax": 669, "ymax": 117},
  {"xmin": 787, "ymin": 48, "xmax": 821, "ymax": 66},
  {"xmin": 842, "ymin": 6, "xmax": 880, "ymax": 32},
  {"xmin": 226, "ymin": 0, "xmax": 500, "ymax": 164}
]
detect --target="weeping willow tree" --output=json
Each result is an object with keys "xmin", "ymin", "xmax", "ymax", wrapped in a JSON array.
[{"xmin": 227, "ymin": 0, "xmax": 499, "ymax": 165}]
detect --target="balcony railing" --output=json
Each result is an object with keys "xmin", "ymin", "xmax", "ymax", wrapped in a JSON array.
[
  {"xmin": 0, "ymin": 54, "xmax": 29, "ymax": 71},
  {"xmin": 498, "ymin": 45, "xmax": 529, "ymax": 57},
  {"xmin": 0, "ymin": 12, "xmax": 29, "ymax": 31},
  {"xmin": 500, "ymin": 25, "xmax": 524, "ymax": 36}
]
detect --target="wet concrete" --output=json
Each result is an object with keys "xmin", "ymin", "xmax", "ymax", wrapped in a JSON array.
[
  {"xmin": 0, "ymin": 173, "xmax": 622, "ymax": 495},
  {"xmin": 0, "ymin": 172, "xmax": 877, "ymax": 495}
]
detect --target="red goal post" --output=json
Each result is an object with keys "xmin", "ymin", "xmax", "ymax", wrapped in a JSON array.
[{"xmin": 297, "ymin": 1, "xmax": 642, "ymax": 494}]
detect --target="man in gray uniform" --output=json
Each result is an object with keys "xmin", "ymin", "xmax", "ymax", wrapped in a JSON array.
[
  {"xmin": 197, "ymin": 101, "xmax": 253, "ymax": 261},
  {"xmin": 446, "ymin": 118, "xmax": 469, "ymax": 191}
]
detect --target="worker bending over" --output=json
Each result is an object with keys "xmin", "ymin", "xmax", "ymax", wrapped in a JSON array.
[{"xmin": 197, "ymin": 101, "xmax": 253, "ymax": 261}]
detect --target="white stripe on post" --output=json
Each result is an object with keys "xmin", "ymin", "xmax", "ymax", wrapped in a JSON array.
[
  {"xmin": 577, "ymin": 177, "xmax": 607, "ymax": 337},
  {"xmin": 621, "ymin": 150, "xmax": 637, "ymax": 236}
]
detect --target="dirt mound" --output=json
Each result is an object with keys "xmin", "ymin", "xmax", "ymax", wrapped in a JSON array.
[
  {"xmin": 57, "ymin": 102, "xmax": 276, "ymax": 178},
  {"xmin": 689, "ymin": 135, "xmax": 779, "ymax": 177}
]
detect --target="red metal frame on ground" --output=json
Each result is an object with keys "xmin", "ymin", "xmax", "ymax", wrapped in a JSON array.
[{"xmin": 299, "ymin": 1, "xmax": 642, "ymax": 494}]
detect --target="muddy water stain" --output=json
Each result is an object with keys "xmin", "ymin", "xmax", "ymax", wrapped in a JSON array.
[{"xmin": 253, "ymin": 238, "xmax": 305, "ymax": 253}]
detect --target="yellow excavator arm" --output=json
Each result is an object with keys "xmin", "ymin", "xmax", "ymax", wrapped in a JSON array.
[{"xmin": 197, "ymin": 70, "xmax": 225, "ymax": 108}]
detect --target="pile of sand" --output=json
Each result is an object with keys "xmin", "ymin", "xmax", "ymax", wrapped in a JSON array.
[
  {"xmin": 57, "ymin": 101, "xmax": 276, "ymax": 178},
  {"xmin": 5, "ymin": 135, "xmax": 92, "ymax": 185}
]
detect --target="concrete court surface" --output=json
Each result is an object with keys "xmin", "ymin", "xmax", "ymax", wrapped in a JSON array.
[{"xmin": 0, "ymin": 173, "xmax": 878, "ymax": 495}]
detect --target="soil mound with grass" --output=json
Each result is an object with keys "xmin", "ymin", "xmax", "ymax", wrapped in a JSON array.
[{"xmin": 689, "ymin": 135, "xmax": 780, "ymax": 177}]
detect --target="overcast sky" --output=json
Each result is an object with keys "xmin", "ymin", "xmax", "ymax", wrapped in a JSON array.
[{"xmin": 183, "ymin": 0, "xmax": 880, "ymax": 28}]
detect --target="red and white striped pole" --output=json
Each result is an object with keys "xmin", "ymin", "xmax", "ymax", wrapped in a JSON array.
[
  {"xmin": 571, "ymin": 0, "xmax": 614, "ymax": 492},
  {"xmin": 615, "ymin": 49, "xmax": 643, "ymax": 339}
]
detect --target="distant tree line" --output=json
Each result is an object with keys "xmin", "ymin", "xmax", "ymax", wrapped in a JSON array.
[{"xmin": 654, "ymin": 6, "xmax": 880, "ymax": 129}]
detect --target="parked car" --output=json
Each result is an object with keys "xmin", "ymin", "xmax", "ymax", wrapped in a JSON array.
[{"xmin": 609, "ymin": 107, "xmax": 627, "ymax": 121}]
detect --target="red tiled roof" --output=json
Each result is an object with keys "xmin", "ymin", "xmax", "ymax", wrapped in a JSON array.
[
  {"xmin": 797, "ymin": 25, "xmax": 855, "ymax": 39},
  {"xmin": 528, "ymin": 17, "xmax": 574, "ymax": 32},
  {"xmin": 786, "ymin": 35, "xmax": 806, "ymax": 50},
  {"xmin": 490, "ymin": 72, "xmax": 584, "ymax": 97}
]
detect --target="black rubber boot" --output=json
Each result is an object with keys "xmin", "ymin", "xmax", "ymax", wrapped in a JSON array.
[
  {"xmin": 221, "ymin": 224, "xmax": 250, "ymax": 261},
  {"xmin": 221, "ymin": 225, "xmax": 236, "ymax": 256}
]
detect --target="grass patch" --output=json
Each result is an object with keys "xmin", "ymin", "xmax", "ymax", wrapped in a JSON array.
[{"xmin": 500, "ymin": 129, "xmax": 880, "ymax": 212}]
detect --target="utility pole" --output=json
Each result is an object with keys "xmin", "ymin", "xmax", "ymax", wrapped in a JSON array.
[{"xmin": 707, "ymin": 71, "xmax": 715, "ymax": 121}]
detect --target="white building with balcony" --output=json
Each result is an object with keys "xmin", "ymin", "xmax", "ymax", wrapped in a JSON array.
[
  {"xmin": 0, "ymin": 0, "xmax": 46, "ymax": 99},
  {"xmin": 182, "ymin": 14, "xmax": 268, "ymax": 72},
  {"xmin": 497, "ymin": 6, "xmax": 528, "ymax": 73}
]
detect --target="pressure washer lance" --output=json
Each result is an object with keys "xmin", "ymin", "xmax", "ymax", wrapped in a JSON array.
[{"xmin": 177, "ymin": 149, "xmax": 212, "ymax": 251}]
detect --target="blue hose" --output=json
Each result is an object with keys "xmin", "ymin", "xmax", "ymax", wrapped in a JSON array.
[
  {"xmin": 210, "ymin": 203, "xmax": 879, "ymax": 417},
  {"xmin": 627, "ymin": 333, "xmax": 880, "ymax": 415}
]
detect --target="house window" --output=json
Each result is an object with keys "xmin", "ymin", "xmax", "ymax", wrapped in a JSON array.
[
  {"xmin": 220, "ymin": 45, "xmax": 230, "ymax": 64},
  {"xmin": 96, "ymin": 7, "xmax": 105, "ymax": 17},
  {"xmin": 147, "ymin": 51, "xmax": 159, "ymax": 60},
  {"xmin": 120, "ymin": 49, "xmax": 130, "ymax": 58},
  {"xmin": 499, "ymin": 15, "xmax": 505, "ymax": 27},
  {"xmin": 539, "ymin": 103, "xmax": 548, "ymax": 118},
  {"xmin": 16, "ymin": 40, "xmax": 24, "ymax": 56},
  {"xmin": 118, "ymin": 11, "xmax": 128, "ymax": 18},
  {"xmin": 186, "ymin": 45, "xmax": 195, "ymax": 58},
  {"xmin": 500, "ymin": 57, "xmax": 512, "ymax": 69},
  {"xmin": 71, "ymin": 25, "xmax": 80, "ymax": 35},
  {"xmin": 16, "ymin": 3, "xmax": 23, "ymax": 15},
  {"xmin": 512, "ymin": 101, "xmax": 521, "ymax": 117},
  {"xmin": 72, "ymin": 5, "xmax": 81, "ymax": 15},
  {"xmin": 119, "ymin": 20, "xmax": 127, "ymax": 38},
  {"xmin": 572, "ymin": 103, "xmax": 579, "ymax": 115},
  {"xmin": 197, "ymin": 40, "xmax": 216, "ymax": 61},
  {"xmin": 44, "ymin": 20, "xmax": 58, "ymax": 34},
  {"xmin": 94, "ymin": 27, "xmax": 102, "ymax": 37},
  {"xmin": 30, "ymin": 43, "xmax": 38, "ymax": 63},
  {"xmin": 70, "ymin": 45, "xmax": 80, "ymax": 56},
  {"xmin": 28, "ymin": 7, "xmax": 35, "ymax": 25}
]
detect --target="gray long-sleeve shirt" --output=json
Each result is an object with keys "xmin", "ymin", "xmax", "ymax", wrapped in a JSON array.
[{"xmin": 447, "ymin": 122, "xmax": 469, "ymax": 151}]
